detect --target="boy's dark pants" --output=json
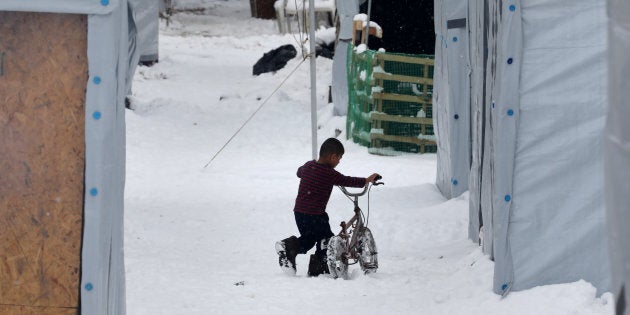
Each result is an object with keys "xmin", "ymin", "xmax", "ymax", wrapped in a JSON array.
[{"xmin": 294, "ymin": 212, "xmax": 334, "ymax": 256}]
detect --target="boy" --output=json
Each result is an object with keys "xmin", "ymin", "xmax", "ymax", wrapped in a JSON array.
[{"xmin": 275, "ymin": 138, "xmax": 379, "ymax": 276}]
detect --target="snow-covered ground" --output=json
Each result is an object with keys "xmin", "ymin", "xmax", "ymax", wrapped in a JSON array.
[{"xmin": 124, "ymin": 1, "xmax": 613, "ymax": 313}]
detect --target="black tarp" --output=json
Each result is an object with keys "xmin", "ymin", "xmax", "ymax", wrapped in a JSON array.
[{"xmin": 360, "ymin": 0, "xmax": 434, "ymax": 54}]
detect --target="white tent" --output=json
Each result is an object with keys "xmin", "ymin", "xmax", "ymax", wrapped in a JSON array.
[
  {"xmin": 433, "ymin": 1, "xmax": 470, "ymax": 200},
  {"xmin": 0, "ymin": 1, "xmax": 134, "ymax": 313},
  {"xmin": 331, "ymin": 0, "xmax": 361, "ymax": 116},
  {"xmin": 131, "ymin": 0, "xmax": 159, "ymax": 65},
  {"xmin": 434, "ymin": 0, "xmax": 610, "ymax": 295},
  {"xmin": 126, "ymin": 0, "xmax": 159, "ymax": 99},
  {"xmin": 605, "ymin": 0, "xmax": 630, "ymax": 312}
]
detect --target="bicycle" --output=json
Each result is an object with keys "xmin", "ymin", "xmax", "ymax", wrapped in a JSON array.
[{"xmin": 327, "ymin": 176, "xmax": 383, "ymax": 279}]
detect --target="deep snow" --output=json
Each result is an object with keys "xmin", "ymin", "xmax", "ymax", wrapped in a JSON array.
[{"xmin": 124, "ymin": 1, "xmax": 613, "ymax": 314}]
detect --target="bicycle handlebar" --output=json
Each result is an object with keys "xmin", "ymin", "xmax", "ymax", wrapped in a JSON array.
[{"xmin": 338, "ymin": 175, "xmax": 384, "ymax": 197}]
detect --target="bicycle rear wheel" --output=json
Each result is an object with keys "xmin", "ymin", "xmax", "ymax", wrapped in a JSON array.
[
  {"xmin": 358, "ymin": 227, "xmax": 378, "ymax": 274},
  {"xmin": 326, "ymin": 235, "xmax": 348, "ymax": 279}
]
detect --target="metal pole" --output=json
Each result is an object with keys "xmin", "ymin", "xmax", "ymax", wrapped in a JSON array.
[
  {"xmin": 365, "ymin": 0, "xmax": 373, "ymax": 47},
  {"xmin": 308, "ymin": 0, "xmax": 318, "ymax": 160}
]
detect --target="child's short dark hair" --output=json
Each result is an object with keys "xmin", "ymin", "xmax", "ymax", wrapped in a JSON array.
[{"xmin": 319, "ymin": 138, "xmax": 345, "ymax": 157}]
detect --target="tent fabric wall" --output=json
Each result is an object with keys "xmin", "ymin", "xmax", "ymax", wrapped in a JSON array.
[
  {"xmin": 467, "ymin": 0, "xmax": 486, "ymax": 244},
  {"xmin": 479, "ymin": 0, "xmax": 496, "ymax": 258},
  {"xmin": 433, "ymin": 0, "xmax": 470, "ymax": 200},
  {"xmin": 126, "ymin": 0, "xmax": 159, "ymax": 97},
  {"xmin": 127, "ymin": 2, "xmax": 141, "ymax": 97},
  {"xmin": 131, "ymin": 0, "xmax": 159, "ymax": 63},
  {"xmin": 503, "ymin": 0, "xmax": 609, "ymax": 295},
  {"xmin": 436, "ymin": 0, "xmax": 611, "ymax": 295},
  {"xmin": 606, "ymin": 0, "xmax": 630, "ymax": 312},
  {"xmin": 83, "ymin": 4, "xmax": 129, "ymax": 313},
  {"xmin": 487, "ymin": 0, "xmax": 522, "ymax": 295},
  {"xmin": 331, "ymin": 0, "xmax": 360, "ymax": 116},
  {"xmin": 0, "ymin": 1, "xmax": 130, "ymax": 313}
]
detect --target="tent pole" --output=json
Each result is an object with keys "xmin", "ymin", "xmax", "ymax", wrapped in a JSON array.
[{"xmin": 308, "ymin": 0, "xmax": 318, "ymax": 160}]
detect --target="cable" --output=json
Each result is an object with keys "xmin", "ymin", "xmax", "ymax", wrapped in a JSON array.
[
  {"xmin": 202, "ymin": 57, "xmax": 308, "ymax": 169},
  {"xmin": 288, "ymin": 0, "xmax": 305, "ymax": 52},
  {"xmin": 366, "ymin": 183, "xmax": 373, "ymax": 228}
]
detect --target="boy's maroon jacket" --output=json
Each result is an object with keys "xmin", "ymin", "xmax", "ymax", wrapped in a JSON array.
[{"xmin": 293, "ymin": 160, "xmax": 366, "ymax": 215}]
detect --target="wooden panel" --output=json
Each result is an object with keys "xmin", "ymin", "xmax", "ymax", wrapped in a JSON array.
[
  {"xmin": 376, "ymin": 53, "xmax": 435, "ymax": 65},
  {"xmin": 0, "ymin": 11, "xmax": 87, "ymax": 310},
  {"xmin": 372, "ymin": 92, "xmax": 432, "ymax": 104},
  {"xmin": 373, "ymin": 72, "xmax": 434, "ymax": 85},
  {"xmin": 370, "ymin": 112, "xmax": 433, "ymax": 125},
  {"xmin": 370, "ymin": 133, "xmax": 436, "ymax": 146},
  {"xmin": 0, "ymin": 305, "xmax": 77, "ymax": 315}
]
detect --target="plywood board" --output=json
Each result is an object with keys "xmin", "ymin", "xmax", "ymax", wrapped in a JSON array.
[
  {"xmin": 0, "ymin": 305, "xmax": 77, "ymax": 315},
  {"xmin": 0, "ymin": 11, "xmax": 87, "ymax": 310}
]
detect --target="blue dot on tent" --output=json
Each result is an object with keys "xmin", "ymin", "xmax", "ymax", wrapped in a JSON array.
[
  {"xmin": 452, "ymin": 37, "xmax": 458, "ymax": 42},
  {"xmin": 507, "ymin": 109, "xmax": 514, "ymax": 116},
  {"xmin": 93, "ymin": 111, "xmax": 102, "ymax": 120},
  {"xmin": 505, "ymin": 195, "xmax": 511, "ymax": 202},
  {"xmin": 85, "ymin": 283, "xmax": 94, "ymax": 291},
  {"xmin": 509, "ymin": 5, "xmax": 516, "ymax": 11},
  {"xmin": 502, "ymin": 283, "xmax": 508, "ymax": 291},
  {"xmin": 90, "ymin": 188, "xmax": 98, "ymax": 196},
  {"xmin": 454, "ymin": 114, "xmax": 459, "ymax": 120},
  {"xmin": 101, "ymin": 0, "xmax": 109, "ymax": 6},
  {"xmin": 452, "ymin": 179, "xmax": 458, "ymax": 186},
  {"xmin": 93, "ymin": 76, "xmax": 101, "ymax": 85},
  {"xmin": 507, "ymin": 58, "xmax": 513, "ymax": 64}
]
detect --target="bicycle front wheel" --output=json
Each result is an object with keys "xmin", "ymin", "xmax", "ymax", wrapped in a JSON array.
[{"xmin": 358, "ymin": 227, "xmax": 378, "ymax": 274}]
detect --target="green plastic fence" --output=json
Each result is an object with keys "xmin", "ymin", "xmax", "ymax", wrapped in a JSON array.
[{"xmin": 346, "ymin": 44, "xmax": 436, "ymax": 154}]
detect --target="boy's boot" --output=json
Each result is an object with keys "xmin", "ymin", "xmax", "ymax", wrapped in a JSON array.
[
  {"xmin": 307, "ymin": 252, "xmax": 330, "ymax": 277},
  {"xmin": 275, "ymin": 236, "xmax": 299, "ymax": 275},
  {"xmin": 307, "ymin": 238, "xmax": 330, "ymax": 277}
]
